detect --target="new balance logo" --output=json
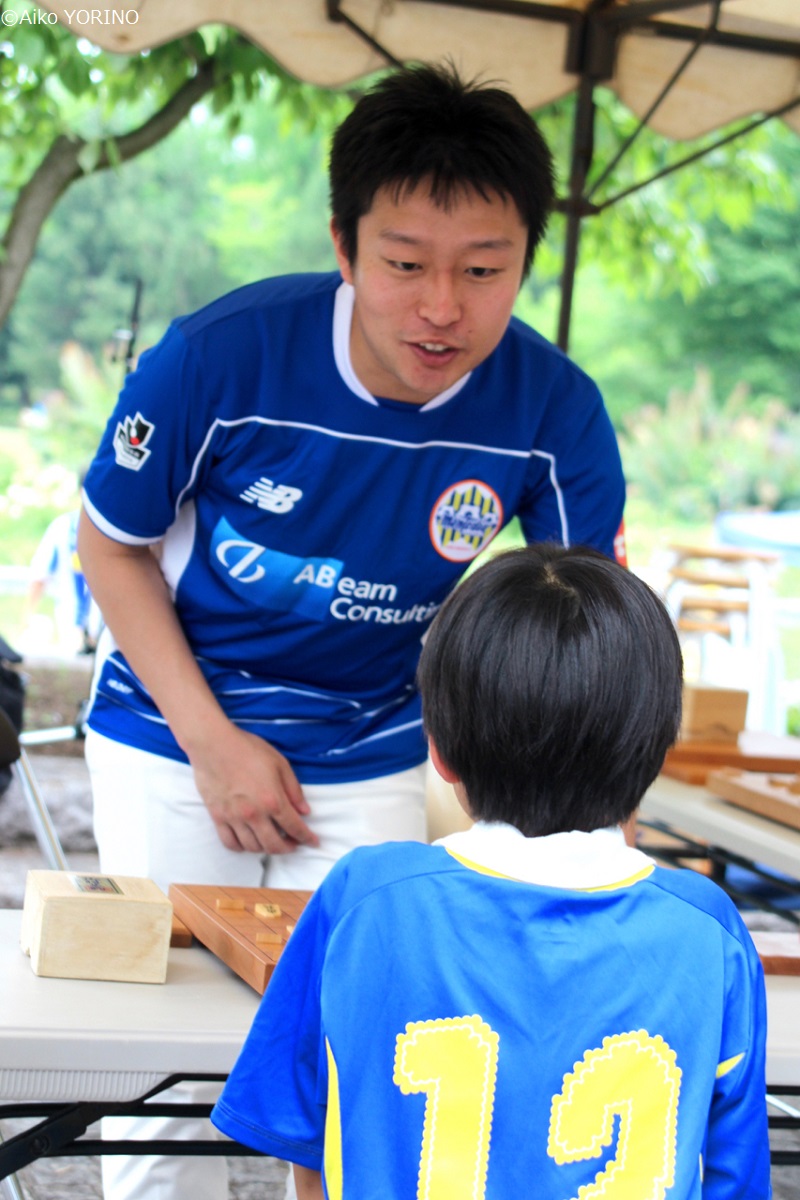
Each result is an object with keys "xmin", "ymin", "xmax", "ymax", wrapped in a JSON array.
[{"xmin": 240, "ymin": 478, "xmax": 303, "ymax": 514}]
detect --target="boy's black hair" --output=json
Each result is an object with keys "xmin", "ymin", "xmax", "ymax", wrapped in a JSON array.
[
  {"xmin": 329, "ymin": 61, "xmax": 555, "ymax": 278},
  {"xmin": 417, "ymin": 544, "xmax": 683, "ymax": 836}
]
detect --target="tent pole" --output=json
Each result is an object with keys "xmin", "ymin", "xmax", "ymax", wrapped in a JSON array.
[{"xmin": 557, "ymin": 75, "xmax": 596, "ymax": 352}]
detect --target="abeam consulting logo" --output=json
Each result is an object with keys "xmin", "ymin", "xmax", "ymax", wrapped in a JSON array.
[
  {"xmin": 113, "ymin": 412, "xmax": 155, "ymax": 471},
  {"xmin": 429, "ymin": 479, "xmax": 503, "ymax": 562}
]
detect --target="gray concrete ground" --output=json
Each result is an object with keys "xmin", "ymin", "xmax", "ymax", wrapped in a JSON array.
[{"xmin": 1, "ymin": 753, "xmax": 799, "ymax": 1198}]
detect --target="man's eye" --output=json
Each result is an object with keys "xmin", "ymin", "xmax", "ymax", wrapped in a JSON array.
[
  {"xmin": 389, "ymin": 260, "xmax": 420, "ymax": 273},
  {"xmin": 467, "ymin": 267, "xmax": 498, "ymax": 279}
]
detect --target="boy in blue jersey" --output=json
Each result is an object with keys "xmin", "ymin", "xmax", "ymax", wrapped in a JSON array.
[
  {"xmin": 212, "ymin": 544, "xmax": 770, "ymax": 1200},
  {"xmin": 78, "ymin": 61, "xmax": 626, "ymax": 1200}
]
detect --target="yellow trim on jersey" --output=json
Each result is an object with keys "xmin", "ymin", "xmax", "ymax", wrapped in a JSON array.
[
  {"xmin": 716, "ymin": 1052, "xmax": 745, "ymax": 1079},
  {"xmin": 444, "ymin": 848, "xmax": 654, "ymax": 891},
  {"xmin": 324, "ymin": 1039, "xmax": 344, "ymax": 1200},
  {"xmin": 445, "ymin": 849, "xmax": 514, "ymax": 878},
  {"xmin": 584, "ymin": 865, "xmax": 655, "ymax": 891}
]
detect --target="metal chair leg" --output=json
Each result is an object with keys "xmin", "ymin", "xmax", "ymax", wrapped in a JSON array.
[{"xmin": 11, "ymin": 749, "xmax": 69, "ymax": 872}]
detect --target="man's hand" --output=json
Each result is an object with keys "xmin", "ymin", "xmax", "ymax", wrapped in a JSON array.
[
  {"xmin": 189, "ymin": 725, "xmax": 319, "ymax": 855},
  {"xmin": 77, "ymin": 514, "xmax": 320, "ymax": 858}
]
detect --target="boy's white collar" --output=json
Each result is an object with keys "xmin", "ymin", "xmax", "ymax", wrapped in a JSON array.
[{"xmin": 436, "ymin": 821, "xmax": 655, "ymax": 890}]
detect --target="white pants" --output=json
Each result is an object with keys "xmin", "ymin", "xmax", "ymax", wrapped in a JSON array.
[{"xmin": 85, "ymin": 730, "xmax": 426, "ymax": 1200}]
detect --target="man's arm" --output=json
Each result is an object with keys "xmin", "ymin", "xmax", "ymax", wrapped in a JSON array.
[{"xmin": 77, "ymin": 510, "xmax": 318, "ymax": 855}]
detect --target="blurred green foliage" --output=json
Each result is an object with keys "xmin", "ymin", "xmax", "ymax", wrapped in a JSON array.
[
  {"xmin": 0, "ymin": 10, "xmax": 798, "ymax": 626},
  {"xmin": 619, "ymin": 368, "xmax": 800, "ymax": 522}
]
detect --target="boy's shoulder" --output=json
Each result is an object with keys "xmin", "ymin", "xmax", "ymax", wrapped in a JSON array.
[
  {"xmin": 647, "ymin": 861, "xmax": 757, "ymax": 948},
  {"xmin": 322, "ymin": 841, "xmax": 456, "ymax": 906}
]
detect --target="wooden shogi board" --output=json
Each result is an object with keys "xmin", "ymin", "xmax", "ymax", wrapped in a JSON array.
[
  {"xmin": 169, "ymin": 884, "xmax": 311, "ymax": 994},
  {"xmin": 662, "ymin": 731, "xmax": 800, "ymax": 785},
  {"xmin": 706, "ymin": 768, "xmax": 800, "ymax": 833},
  {"xmin": 750, "ymin": 931, "xmax": 800, "ymax": 976}
]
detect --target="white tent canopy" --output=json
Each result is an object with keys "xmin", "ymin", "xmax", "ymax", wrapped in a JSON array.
[
  {"xmin": 39, "ymin": 1, "xmax": 800, "ymax": 346},
  {"xmin": 39, "ymin": 1, "xmax": 800, "ymax": 138}
]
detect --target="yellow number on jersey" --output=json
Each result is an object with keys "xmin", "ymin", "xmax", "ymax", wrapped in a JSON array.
[
  {"xmin": 394, "ymin": 1015, "xmax": 499, "ymax": 1200},
  {"xmin": 548, "ymin": 1029, "xmax": 682, "ymax": 1200}
]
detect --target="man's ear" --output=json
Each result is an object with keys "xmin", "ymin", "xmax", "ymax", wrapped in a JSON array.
[
  {"xmin": 330, "ymin": 218, "xmax": 354, "ymax": 285},
  {"xmin": 429, "ymin": 739, "xmax": 461, "ymax": 785}
]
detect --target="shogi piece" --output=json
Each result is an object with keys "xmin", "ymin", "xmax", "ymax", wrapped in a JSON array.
[
  {"xmin": 21, "ymin": 871, "xmax": 173, "ymax": 984},
  {"xmin": 680, "ymin": 684, "xmax": 748, "ymax": 745}
]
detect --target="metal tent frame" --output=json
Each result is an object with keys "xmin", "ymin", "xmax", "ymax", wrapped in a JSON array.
[
  {"xmin": 37, "ymin": 0, "xmax": 800, "ymax": 350},
  {"xmin": 325, "ymin": 0, "xmax": 800, "ymax": 348}
]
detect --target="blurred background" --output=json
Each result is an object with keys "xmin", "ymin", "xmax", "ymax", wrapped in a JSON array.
[{"xmin": 0, "ymin": 4, "xmax": 798, "ymax": 731}]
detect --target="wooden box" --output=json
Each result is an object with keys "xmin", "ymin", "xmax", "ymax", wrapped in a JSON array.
[
  {"xmin": 21, "ymin": 871, "xmax": 173, "ymax": 984},
  {"xmin": 680, "ymin": 684, "xmax": 748, "ymax": 745}
]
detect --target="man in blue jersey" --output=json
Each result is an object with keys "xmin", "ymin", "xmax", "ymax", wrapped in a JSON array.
[
  {"xmin": 212, "ymin": 544, "xmax": 770, "ymax": 1200},
  {"xmin": 79, "ymin": 62, "xmax": 625, "ymax": 892},
  {"xmin": 78, "ymin": 62, "xmax": 626, "ymax": 1200}
]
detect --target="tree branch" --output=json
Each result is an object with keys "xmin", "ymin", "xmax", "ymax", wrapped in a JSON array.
[{"xmin": 0, "ymin": 54, "xmax": 224, "ymax": 329}]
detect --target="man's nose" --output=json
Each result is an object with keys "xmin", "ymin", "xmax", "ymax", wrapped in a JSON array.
[{"xmin": 418, "ymin": 273, "xmax": 461, "ymax": 326}]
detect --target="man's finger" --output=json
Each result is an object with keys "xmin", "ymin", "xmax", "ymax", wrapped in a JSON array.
[
  {"xmin": 214, "ymin": 821, "xmax": 246, "ymax": 853},
  {"xmin": 270, "ymin": 801, "xmax": 319, "ymax": 847},
  {"xmin": 214, "ymin": 816, "xmax": 298, "ymax": 856}
]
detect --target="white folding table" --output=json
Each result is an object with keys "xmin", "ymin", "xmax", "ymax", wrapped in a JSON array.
[
  {"xmin": 0, "ymin": 909, "xmax": 261, "ymax": 1177},
  {"xmin": 2, "ymin": 890, "xmax": 800, "ymax": 1177},
  {"xmin": 639, "ymin": 773, "xmax": 800, "ymax": 919},
  {"xmin": 641, "ymin": 774, "xmax": 800, "ymax": 882}
]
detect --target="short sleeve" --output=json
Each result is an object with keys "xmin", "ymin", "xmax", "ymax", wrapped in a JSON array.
[
  {"xmin": 82, "ymin": 325, "xmax": 211, "ymax": 544},
  {"xmin": 517, "ymin": 365, "xmax": 625, "ymax": 560},
  {"xmin": 210, "ymin": 885, "xmax": 334, "ymax": 1169},
  {"xmin": 702, "ymin": 926, "xmax": 770, "ymax": 1198}
]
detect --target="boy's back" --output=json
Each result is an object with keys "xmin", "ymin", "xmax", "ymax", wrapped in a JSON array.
[
  {"xmin": 213, "ymin": 542, "xmax": 770, "ymax": 1198},
  {"xmin": 213, "ymin": 831, "xmax": 769, "ymax": 1199}
]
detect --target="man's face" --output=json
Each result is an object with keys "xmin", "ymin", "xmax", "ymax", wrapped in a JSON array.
[{"xmin": 331, "ymin": 183, "xmax": 528, "ymax": 406}]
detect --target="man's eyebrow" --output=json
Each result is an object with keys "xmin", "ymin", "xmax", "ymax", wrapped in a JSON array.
[{"xmin": 378, "ymin": 229, "xmax": 516, "ymax": 251}]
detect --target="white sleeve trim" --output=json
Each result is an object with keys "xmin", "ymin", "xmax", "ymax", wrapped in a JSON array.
[{"xmin": 81, "ymin": 489, "xmax": 164, "ymax": 547}]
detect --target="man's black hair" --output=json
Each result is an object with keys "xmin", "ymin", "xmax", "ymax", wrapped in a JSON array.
[
  {"xmin": 417, "ymin": 544, "xmax": 683, "ymax": 836},
  {"xmin": 329, "ymin": 61, "xmax": 555, "ymax": 278}
]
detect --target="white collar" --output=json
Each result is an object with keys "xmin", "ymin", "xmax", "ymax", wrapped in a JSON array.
[
  {"xmin": 435, "ymin": 821, "xmax": 655, "ymax": 890},
  {"xmin": 332, "ymin": 281, "xmax": 471, "ymax": 411}
]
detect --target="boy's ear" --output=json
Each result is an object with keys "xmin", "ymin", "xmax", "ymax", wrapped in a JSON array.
[
  {"xmin": 429, "ymin": 739, "xmax": 461, "ymax": 785},
  {"xmin": 330, "ymin": 218, "xmax": 354, "ymax": 285}
]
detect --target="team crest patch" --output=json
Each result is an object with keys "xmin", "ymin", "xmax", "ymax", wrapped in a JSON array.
[
  {"xmin": 113, "ymin": 412, "xmax": 154, "ymax": 470},
  {"xmin": 429, "ymin": 479, "xmax": 503, "ymax": 562}
]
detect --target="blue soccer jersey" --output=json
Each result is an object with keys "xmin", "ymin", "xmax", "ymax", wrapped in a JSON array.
[
  {"xmin": 212, "ymin": 825, "xmax": 770, "ymax": 1200},
  {"xmin": 83, "ymin": 274, "xmax": 625, "ymax": 781}
]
